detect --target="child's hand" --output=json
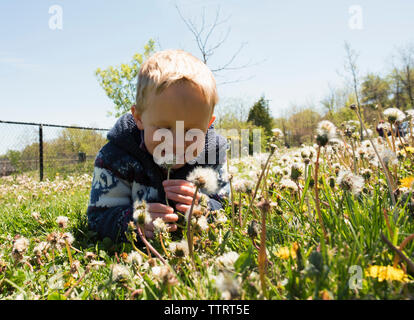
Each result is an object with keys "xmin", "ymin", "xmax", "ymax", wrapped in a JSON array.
[
  {"xmin": 162, "ymin": 179, "xmax": 201, "ymax": 213},
  {"xmin": 143, "ymin": 203, "xmax": 178, "ymax": 238}
]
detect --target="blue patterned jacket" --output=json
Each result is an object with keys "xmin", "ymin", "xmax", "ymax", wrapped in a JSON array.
[{"xmin": 87, "ymin": 113, "xmax": 229, "ymax": 242}]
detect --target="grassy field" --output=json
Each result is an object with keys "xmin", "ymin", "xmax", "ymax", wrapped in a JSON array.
[{"xmin": 1, "ymin": 114, "xmax": 414, "ymax": 300}]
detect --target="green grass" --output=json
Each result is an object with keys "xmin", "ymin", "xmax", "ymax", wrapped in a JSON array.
[{"xmin": 0, "ymin": 140, "xmax": 414, "ymax": 300}]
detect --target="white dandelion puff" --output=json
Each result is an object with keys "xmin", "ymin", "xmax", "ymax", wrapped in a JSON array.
[
  {"xmin": 197, "ymin": 215, "xmax": 209, "ymax": 232},
  {"xmin": 61, "ymin": 232, "xmax": 74, "ymax": 245},
  {"xmin": 133, "ymin": 204, "xmax": 151, "ymax": 226},
  {"xmin": 279, "ymin": 178, "xmax": 298, "ymax": 192},
  {"xmin": 56, "ymin": 216, "xmax": 69, "ymax": 229},
  {"xmin": 187, "ymin": 167, "xmax": 218, "ymax": 194},
  {"xmin": 214, "ymin": 272, "xmax": 241, "ymax": 300},
  {"xmin": 336, "ymin": 170, "xmax": 365, "ymax": 195},
  {"xmin": 126, "ymin": 251, "xmax": 143, "ymax": 266},
  {"xmin": 383, "ymin": 108, "xmax": 406, "ymax": 123},
  {"xmin": 217, "ymin": 251, "xmax": 239, "ymax": 270},
  {"xmin": 169, "ymin": 239, "xmax": 189, "ymax": 257},
  {"xmin": 316, "ymin": 120, "xmax": 337, "ymax": 143},
  {"xmin": 111, "ymin": 264, "xmax": 130, "ymax": 282},
  {"xmin": 153, "ymin": 217, "xmax": 168, "ymax": 234},
  {"xmin": 13, "ymin": 237, "xmax": 29, "ymax": 254}
]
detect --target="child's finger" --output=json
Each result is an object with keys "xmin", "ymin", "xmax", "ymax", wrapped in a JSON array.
[
  {"xmin": 147, "ymin": 203, "xmax": 174, "ymax": 213},
  {"xmin": 175, "ymin": 203, "xmax": 190, "ymax": 213},
  {"xmin": 168, "ymin": 224, "xmax": 177, "ymax": 232},
  {"xmin": 165, "ymin": 191, "xmax": 194, "ymax": 205},
  {"xmin": 164, "ymin": 185, "xmax": 195, "ymax": 197},
  {"xmin": 150, "ymin": 212, "xmax": 179, "ymax": 222},
  {"xmin": 162, "ymin": 179, "xmax": 194, "ymax": 187}
]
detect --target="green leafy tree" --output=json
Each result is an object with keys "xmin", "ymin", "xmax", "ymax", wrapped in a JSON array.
[
  {"xmin": 247, "ymin": 96, "xmax": 273, "ymax": 137},
  {"xmin": 287, "ymin": 108, "xmax": 321, "ymax": 146},
  {"xmin": 95, "ymin": 39, "xmax": 156, "ymax": 117},
  {"xmin": 361, "ymin": 73, "xmax": 391, "ymax": 107}
]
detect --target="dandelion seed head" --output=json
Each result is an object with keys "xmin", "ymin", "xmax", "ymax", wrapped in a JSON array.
[
  {"xmin": 337, "ymin": 170, "xmax": 364, "ymax": 195},
  {"xmin": 111, "ymin": 264, "xmax": 130, "ymax": 282},
  {"xmin": 217, "ymin": 251, "xmax": 239, "ymax": 270},
  {"xmin": 383, "ymin": 108, "xmax": 406, "ymax": 123},
  {"xmin": 31, "ymin": 212, "xmax": 40, "ymax": 221},
  {"xmin": 169, "ymin": 239, "xmax": 189, "ymax": 257},
  {"xmin": 61, "ymin": 232, "xmax": 74, "ymax": 245},
  {"xmin": 126, "ymin": 251, "xmax": 143, "ymax": 266},
  {"xmin": 187, "ymin": 167, "xmax": 218, "ymax": 194},
  {"xmin": 272, "ymin": 128, "xmax": 284, "ymax": 138},
  {"xmin": 197, "ymin": 215, "xmax": 209, "ymax": 232},
  {"xmin": 153, "ymin": 217, "xmax": 168, "ymax": 234},
  {"xmin": 232, "ymin": 178, "xmax": 255, "ymax": 193},
  {"xmin": 56, "ymin": 216, "xmax": 69, "ymax": 229},
  {"xmin": 214, "ymin": 272, "xmax": 241, "ymax": 300},
  {"xmin": 33, "ymin": 241, "xmax": 49, "ymax": 257},
  {"xmin": 133, "ymin": 205, "xmax": 151, "ymax": 226},
  {"xmin": 316, "ymin": 120, "xmax": 337, "ymax": 146},
  {"xmin": 379, "ymin": 149, "xmax": 398, "ymax": 167},
  {"xmin": 280, "ymin": 178, "xmax": 298, "ymax": 192},
  {"xmin": 13, "ymin": 237, "xmax": 29, "ymax": 254}
]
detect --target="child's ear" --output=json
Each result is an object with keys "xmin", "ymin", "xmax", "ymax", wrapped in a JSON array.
[
  {"xmin": 131, "ymin": 105, "xmax": 144, "ymax": 130},
  {"xmin": 207, "ymin": 115, "xmax": 216, "ymax": 128}
]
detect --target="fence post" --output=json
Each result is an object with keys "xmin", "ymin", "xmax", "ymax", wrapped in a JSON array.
[{"xmin": 39, "ymin": 124, "xmax": 43, "ymax": 181}]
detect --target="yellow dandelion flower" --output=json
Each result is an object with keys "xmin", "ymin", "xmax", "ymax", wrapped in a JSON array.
[
  {"xmin": 400, "ymin": 176, "xmax": 414, "ymax": 189},
  {"xmin": 276, "ymin": 247, "xmax": 290, "ymax": 259},
  {"xmin": 405, "ymin": 147, "xmax": 414, "ymax": 153},
  {"xmin": 365, "ymin": 265, "xmax": 409, "ymax": 283},
  {"xmin": 275, "ymin": 242, "xmax": 298, "ymax": 260}
]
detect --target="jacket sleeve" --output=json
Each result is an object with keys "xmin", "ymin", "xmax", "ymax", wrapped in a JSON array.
[{"xmin": 87, "ymin": 154, "xmax": 135, "ymax": 243}]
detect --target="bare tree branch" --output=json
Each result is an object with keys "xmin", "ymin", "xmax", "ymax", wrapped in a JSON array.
[{"xmin": 174, "ymin": 3, "xmax": 261, "ymax": 85}]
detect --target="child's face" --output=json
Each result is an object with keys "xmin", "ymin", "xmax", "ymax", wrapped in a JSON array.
[{"xmin": 131, "ymin": 81, "xmax": 214, "ymax": 169}]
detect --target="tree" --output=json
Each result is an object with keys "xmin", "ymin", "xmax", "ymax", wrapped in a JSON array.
[
  {"xmin": 95, "ymin": 39, "xmax": 156, "ymax": 117},
  {"xmin": 175, "ymin": 4, "xmax": 261, "ymax": 86},
  {"xmin": 394, "ymin": 43, "xmax": 414, "ymax": 108},
  {"xmin": 389, "ymin": 68, "xmax": 405, "ymax": 109},
  {"xmin": 360, "ymin": 73, "xmax": 391, "ymax": 123},
  {"xmin": 360, "ymin": 73, "xmax": 391, "ymax": 108},
  {"xmin": 247, "ymin": 96, "xmax": 273, "ymax": 137},
  {"xmin": 287, "ymin": 108, "xmax": 321, "ymax": 146},
  {"xmin": 343, "ymin": 41, "xmax": 364, "ymax": 139}
]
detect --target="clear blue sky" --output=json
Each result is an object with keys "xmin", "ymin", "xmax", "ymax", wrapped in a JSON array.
[{"xmin": 1, "ymin": 0, "xmax": 413, "ymax": 130}]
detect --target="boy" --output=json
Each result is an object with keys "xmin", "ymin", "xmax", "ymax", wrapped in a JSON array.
[{"xmin": 87, "ymin": 49, "xmax": 229, "ymax": 242}]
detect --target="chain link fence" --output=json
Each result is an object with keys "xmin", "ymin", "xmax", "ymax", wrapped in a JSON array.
[{"xmin": 0, "ymin": 120, "xmax": 110, "ymax": 180}]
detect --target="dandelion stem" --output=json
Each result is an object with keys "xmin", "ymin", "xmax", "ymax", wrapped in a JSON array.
[
  {"xmin": 165, "ymin": 167, "xmax": 171, "ymax": 207},
  {"xmin": 393, "ymin": 233, "xmax": 414, "ymax": 268},
  {"xmin": 186, "ymin": 186, "xmax": 200, "ymax": 265},
  {"xmin": 258, "ymin": 204, "xmax": 268, "ymax": 299},
  {"xmin": 314, "ymin": 146, "xmax": 329, "ymax": 243},
  {"xmin": 350, "ymin": 139, "xmax": 357, "ymax": 175},
  {"xmin": 229, "ymin": 176, "xmax": 235, "ymax": 232},
  {"xmin": 64, "ymin": 239, "xmax": 73, "ymax": 267},
  {"xmin": 380, "ymin": 233, "xmax": 414, "ymax": 273},
  {"xmin": 137, "ymin": 226, "xmax": 167, "ymax": 265},
  {"xmin": 383, "ymin": 209, "xmax": 394, "ymax": 238},
  {"xmin": 246, "ymin": 149, "xmax": 275, "ymax": 222},
  {"xmin": 64, "ymin": 266, "xmax": 90, "ymax": 298},
  {"xmin": 238, "ymin": 191, "xmax": 243, "ymax": 227},
  {"xmin": 159, "ymin": 233, "xmax": 170, "ymax": 258}
]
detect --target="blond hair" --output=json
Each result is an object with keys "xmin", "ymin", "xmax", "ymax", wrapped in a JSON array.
[{"xmin": 135, "ymin": 49, "xmax": 218, "ymax": 114}]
